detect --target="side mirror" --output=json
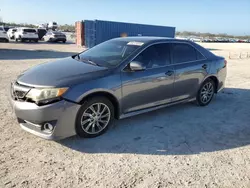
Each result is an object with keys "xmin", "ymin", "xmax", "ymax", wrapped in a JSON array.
[{"xmin": 129, "ymin": 61, "xmax": 146, "ymax": 71}]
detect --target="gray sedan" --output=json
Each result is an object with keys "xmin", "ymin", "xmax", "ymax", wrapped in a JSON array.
[
  {"xmin": 10, "ymin": 37, "xmax": 227, "ymax": 140},
  {"xmin": 43, "ymin": 31, "xmax": 66, "ymax": 43}
]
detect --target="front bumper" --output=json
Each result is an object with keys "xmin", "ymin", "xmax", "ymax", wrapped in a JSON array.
[{"xmin": 9, "ymin": 97, "xmax": 81, "ymax": 140}]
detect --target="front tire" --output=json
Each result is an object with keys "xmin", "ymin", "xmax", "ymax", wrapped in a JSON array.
[
  {"xmin": 196, "ymin": 78, "xmax": 215, "ymax": 106},
  {"xmin": 75, "ymin": 97, "xmax": 114, "ymax": 138}
]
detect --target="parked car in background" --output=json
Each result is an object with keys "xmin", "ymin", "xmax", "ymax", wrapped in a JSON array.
[
  {"xmin": 0, "ymin": 26, "xmax": 9, "ymax": 42},
  {"xmin": 14, "ymin": 28, "xmax": 39, "ymax": 42},
  {"xmin": 43, "ymin": 31, "xmax": 66, "ymax": 43},
  {"xmin": 7, "ymin": 28, "xmax": 17, "ymax": 39},
  {"xmin": 10, "ymin": 37, "xmax": 227, "ymax": 140},
  {"xmin": 37, "ymin": 28, "xmax": 47, "ymax": 40},
  {"xmin": 2, "ymin": 25, "xmax": 10, "ymax": 32}
]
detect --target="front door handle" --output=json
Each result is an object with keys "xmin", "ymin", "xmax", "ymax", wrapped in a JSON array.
[
  {"xmin": 165, "ymin": 70, "xmax": 174, "ymax": 76},
  {"xmin": 202, "ymin": 64, "xmax": 207, "ymax": 69}
]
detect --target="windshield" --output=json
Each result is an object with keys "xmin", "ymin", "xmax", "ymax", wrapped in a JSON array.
[{"xmin": 78, "ymin": 40, "xmax": 143, "ymax": 67}]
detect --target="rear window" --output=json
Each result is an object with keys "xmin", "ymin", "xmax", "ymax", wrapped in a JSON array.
[
  {"xmin": 23, "ymin": 29, "xmax": 36, "ymax": 33},
  {"xmin": 52, "ymin": 32, "xmax": 62, "ymax": 35},
  {"xmin": 4, "ymin": 27, "xmax": 9, "ymax": 31}
]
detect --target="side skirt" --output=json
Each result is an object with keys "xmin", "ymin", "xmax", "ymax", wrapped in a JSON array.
[{"xmin": 119, "ymin": 98, "xmax": 196, "ymax": 119}]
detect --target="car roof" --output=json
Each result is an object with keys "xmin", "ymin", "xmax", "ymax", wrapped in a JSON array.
[
  {"xmin": 111, "ymin": 36, "xmax": 215, "ymax": 59},
  {"xmin": 111, "ymin": 36, "xmax": 191, "ymax": 44}
]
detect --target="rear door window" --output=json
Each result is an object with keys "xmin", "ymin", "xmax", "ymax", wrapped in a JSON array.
[
  {"xmin": 134, "ymin": 43, "xmax": 171, "ymax": 68},
  {"xmin": 173, "ymin": 43, "xmax": 197, "ymax": 64},
  {"xmin": 196, "ymin": 50, "xmax": 205, "ymax": 60}
]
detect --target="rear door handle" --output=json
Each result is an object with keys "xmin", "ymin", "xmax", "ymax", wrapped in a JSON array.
[
  {"xmin": 202, "ymin": 64, "xmax": 207, "ymax": 69},
  {"xmin": 165, "ymin": 70, "xmax": 174, "ymax": 76}
]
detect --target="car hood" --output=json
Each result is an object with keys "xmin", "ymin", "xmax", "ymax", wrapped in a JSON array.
[{"xmin": 17, "ymin": 57, "xmax": 109, "ymax": 87}]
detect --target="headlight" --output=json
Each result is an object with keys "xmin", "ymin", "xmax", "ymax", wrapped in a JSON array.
[{"xmin": 26, "ymin": 88, "xmax": 68, "ymax": 102}]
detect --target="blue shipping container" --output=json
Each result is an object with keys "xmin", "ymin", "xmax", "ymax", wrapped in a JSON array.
[{"xmin": 84, "ymin": 20, "xmax": 175, "ymax": 48}]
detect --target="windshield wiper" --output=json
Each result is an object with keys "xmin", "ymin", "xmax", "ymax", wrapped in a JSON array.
[
  {"xmin": 81, "ymin": 58, "xmax": 101, "ymax": 66},
  {"xmin": 73, "ymin": 54, "xmax": 81, "ymax": 60},
  {"xmin": 73, "ymin": 54, "xmax": 101, "ymax": 66}
]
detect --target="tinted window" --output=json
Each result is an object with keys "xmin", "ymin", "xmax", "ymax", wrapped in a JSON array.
[
  {"xmin": 196, "ymin": 50, "xmax": 205, "ymax": 60},
  {"xmin": 3, "ymin": 27, "xmax": 9, "ymax": 31},
  {"xmin": 23, "ymin": 29, "xmax": 36, "ymax": 33},
  {"xmin": 134, "ymin": 43, "xmax": 171, "ymax": 68},
  {"xmin": 0, "ymin": 27, "xmax": 3, "ymax": 31},
  {"xmin": 173, "ymin": 44, "xmax": 197, "ymax": 64}
]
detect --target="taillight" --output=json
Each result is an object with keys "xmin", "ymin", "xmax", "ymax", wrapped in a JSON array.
[{"xmin": 224, "ymin": 59, "xmax": 227, "ymax": 67}]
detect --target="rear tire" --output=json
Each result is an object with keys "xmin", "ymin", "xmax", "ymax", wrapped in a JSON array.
[
  {"xmin": 196, "ymin": 78, "xmax": 215, "ymax": 106},
  {"xmin": 75, "ymin": 97, "xmax": 114, "ymax": 138}
]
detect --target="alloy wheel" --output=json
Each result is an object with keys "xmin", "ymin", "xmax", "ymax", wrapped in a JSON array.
[
  {"xmin": 200, "ymin": 82, "xmax": 214, "ymax": 104},
  {"xmin": 80, "ymin": 103, "xmax": 111, "ymax": 134}
]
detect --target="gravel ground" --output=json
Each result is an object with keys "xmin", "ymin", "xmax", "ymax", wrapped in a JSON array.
[{"xmin": 0, "ymin": 42, "xmax": 250, "ymax": 188}]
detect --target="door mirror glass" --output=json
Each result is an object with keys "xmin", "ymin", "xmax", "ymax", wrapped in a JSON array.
[{"xmin": 129, "ymin": 61, "xmax": 146, "ymax": 71}]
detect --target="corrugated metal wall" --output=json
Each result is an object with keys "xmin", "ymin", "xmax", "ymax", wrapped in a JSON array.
[
  {"xmin": 84, "ymin": 20, "xmax": 96, "ymax": 48},
  {"xmin": 84, "ymin": 20, "xmax": 175, "ymax": 48}
]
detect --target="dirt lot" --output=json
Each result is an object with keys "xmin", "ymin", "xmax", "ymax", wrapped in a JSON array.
[{"xmin": 0, "ymin": 41, "xmax": 250, "ymax": 188}]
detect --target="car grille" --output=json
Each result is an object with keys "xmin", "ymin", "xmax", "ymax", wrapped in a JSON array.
[{"xmin": 11, "ymin": 82, "xmax": 31, "ymax": 101}]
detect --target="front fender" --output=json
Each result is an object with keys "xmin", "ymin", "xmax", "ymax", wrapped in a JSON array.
[{"xmin": 63, "ymin": 73, "xmax": 122, "ymax": 104}]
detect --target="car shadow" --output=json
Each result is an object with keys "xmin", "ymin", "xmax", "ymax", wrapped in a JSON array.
[
  {"xmin": 59, "ymin": 87, "xmax": 250, "ymax": 155},
  {"xmin": 0, "ymin": 48, "xmax": 77, "ymax": 60}
]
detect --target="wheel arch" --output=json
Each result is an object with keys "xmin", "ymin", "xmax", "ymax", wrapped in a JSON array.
[
  {"xmin": 78, "ymin": 91, "xmax": 120, "ymax": 119},
  {"xmin": 202, "ymin": 75, "xmax": 219, "ymax": 93}
]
